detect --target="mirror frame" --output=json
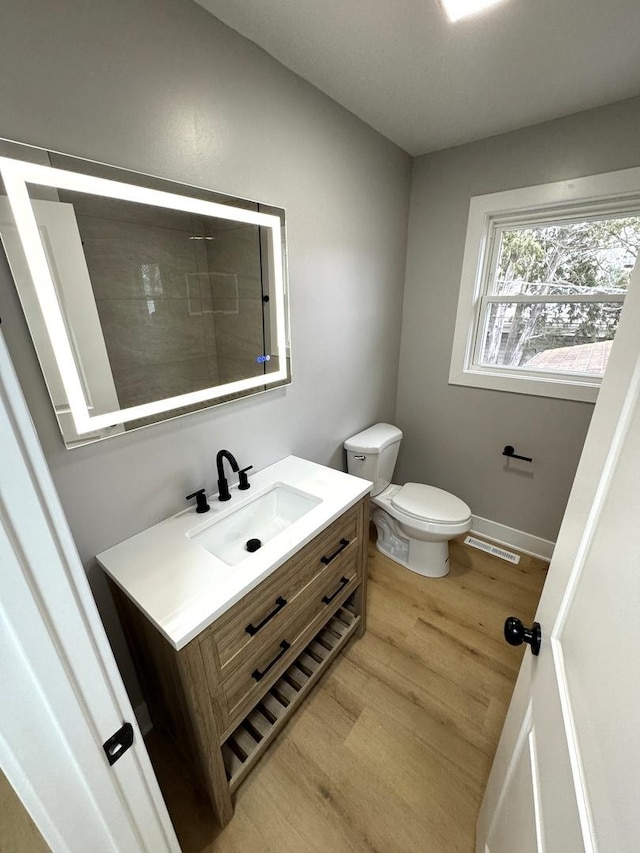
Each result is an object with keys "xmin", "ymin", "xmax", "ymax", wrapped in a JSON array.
[{"xmin": 0, "ymin": 153, "xmax": 289, "ymax": 439}]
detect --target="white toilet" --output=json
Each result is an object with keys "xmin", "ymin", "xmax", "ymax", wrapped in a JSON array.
[{"xmin": 345, "ymin": 423, "xmax": 472, "ymax": 577}]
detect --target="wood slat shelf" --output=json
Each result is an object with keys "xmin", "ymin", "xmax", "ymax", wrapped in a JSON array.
[{"xmin": 222, "ymin": 599, "xmax": 359, "ymax": 792}]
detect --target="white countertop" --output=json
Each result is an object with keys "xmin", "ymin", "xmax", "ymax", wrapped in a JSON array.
[{"xmin": 97, "ymin": 456, "xmax": 372, "ymax": 650}]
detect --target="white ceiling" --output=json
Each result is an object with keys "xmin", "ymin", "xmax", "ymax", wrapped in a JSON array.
[{"xmin": 195, "ymin": 0, "xmax": 640, "ymax": 156}]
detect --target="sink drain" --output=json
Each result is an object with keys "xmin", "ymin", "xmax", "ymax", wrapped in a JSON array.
[{"xmin": 246, "ymin": 538, "xmax": 262, "ymax": 553}]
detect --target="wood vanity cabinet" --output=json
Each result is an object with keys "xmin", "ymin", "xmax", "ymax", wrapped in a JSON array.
[{"xmin": 111, "ymin": 495, "xmax": 369, "ymax": 827}]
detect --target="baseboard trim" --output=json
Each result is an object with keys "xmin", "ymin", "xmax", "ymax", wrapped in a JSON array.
[
  {"xmin": 134, "ymin": 701, "xmax": 153, "ymax": 736},
  {"xmin": 470, "ymin": 515, "xmax": 554, "ymax": 562}
]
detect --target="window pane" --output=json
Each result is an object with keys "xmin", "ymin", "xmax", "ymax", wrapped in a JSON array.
[
  {"xmin": 478, "ymin": 301, "xmax": 623, "ymax": 376},
  {"xmin": 493, "ymin": 218, "xmax": 640, "ymax": 297}
]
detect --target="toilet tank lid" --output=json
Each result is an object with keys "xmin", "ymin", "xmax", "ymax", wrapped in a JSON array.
[{"xmin": 344, "ymin": 423, "xmax": 403, "ymax": 453}]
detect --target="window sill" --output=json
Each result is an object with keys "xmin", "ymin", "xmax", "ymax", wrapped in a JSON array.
[{"xmin": 448, "ymin": 366, "xmax": 599, "ymax": 403}]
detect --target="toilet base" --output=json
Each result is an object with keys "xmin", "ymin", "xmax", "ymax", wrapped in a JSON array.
[
  {"xmin": 375, "ymin": 537, "xmax": 450, "ymax": 578},
  {"xmin": 371, "ymin": 508, "xmax": 451, "ymax": 578}
]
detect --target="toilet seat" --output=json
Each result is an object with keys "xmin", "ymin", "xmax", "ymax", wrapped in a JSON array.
[{"xmin": 391, "ymin": 483, "xmax": 471, "ymax": 525}]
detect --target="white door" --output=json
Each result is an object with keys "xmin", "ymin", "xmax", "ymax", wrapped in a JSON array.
[
  {"xmin": 0, "ymin": 330, "xmax": 180, "ymax": 853},
  {"xmin": 477, "ymin": 265, "xmax": 640, "ymax": 852}
]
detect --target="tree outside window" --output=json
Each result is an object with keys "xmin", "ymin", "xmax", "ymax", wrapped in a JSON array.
[{"xmin": 478, "ymin": 217, "xmax": 640, "ymax": 376}]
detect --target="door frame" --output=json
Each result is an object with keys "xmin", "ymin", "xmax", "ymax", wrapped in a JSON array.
[{"xmin": 0, "ymin": 329, "xmax": 180, "ymax": 852}]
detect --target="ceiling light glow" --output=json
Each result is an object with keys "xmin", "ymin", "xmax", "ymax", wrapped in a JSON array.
[{"xmin": 440, "ymin": 0, "xmax": 506, "ymax": 22}]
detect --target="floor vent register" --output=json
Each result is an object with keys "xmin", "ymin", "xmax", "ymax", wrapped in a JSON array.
[{"xmin": 464, "ymin": 536, "xmax": 521, "ymax": 565}]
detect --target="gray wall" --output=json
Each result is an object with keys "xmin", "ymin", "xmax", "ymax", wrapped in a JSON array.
[
  {"xmin": 0, "ymin": 0, "xmax": 411, "ymax": 701},
  {"xmin": 396, "ymin": 96, "xmax": 640, "ymax": 543}
]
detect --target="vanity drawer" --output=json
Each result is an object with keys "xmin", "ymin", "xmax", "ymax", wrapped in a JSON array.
[
  {"xmin": 206, "ymin": 504, "xmax": 360, "ymax": 674},
  {"xmin": 219, "ymin": 551, "xmax": 360, "ymax": 726}
]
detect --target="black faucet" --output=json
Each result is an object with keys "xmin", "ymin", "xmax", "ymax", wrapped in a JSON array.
[{"xmin": 216, "ymin": 449, "xmax": 240, "ymax": 501}]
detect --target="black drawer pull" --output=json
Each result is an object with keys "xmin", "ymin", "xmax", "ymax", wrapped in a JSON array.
[
  {"xmin": 252, "ymin": 640, "xmax": 291, "ymax": 682},
  {"xmin": 245, "ymin": 596, "xmax": 287, "ymax": 636},
  {"xmin": 322, "ymin": 576, "xmax": 350, "ymax": 605},
  {"xmin": 321, "ymin": 538, "xmax": 350, "ymax": 565}
]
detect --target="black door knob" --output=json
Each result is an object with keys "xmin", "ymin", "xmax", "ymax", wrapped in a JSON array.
[{"xmin": 504, "ymin": 616, "xmax": 541, "ymax": 656}]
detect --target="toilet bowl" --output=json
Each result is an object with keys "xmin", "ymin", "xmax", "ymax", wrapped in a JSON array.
[{"xmin": 344, "ymin": 424, "xmax": 472, "ymax": 577}]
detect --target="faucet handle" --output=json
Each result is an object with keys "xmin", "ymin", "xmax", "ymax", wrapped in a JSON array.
[
  {"xmin": 238, "ymin": 465, "xmax": 253, "ymax": 490},
  {"xmin": 186, "ymin": 488, "xmax": 210, "ymax": 513}
]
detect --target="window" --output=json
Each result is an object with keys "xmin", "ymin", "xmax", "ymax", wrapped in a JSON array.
[{"xmin": 449, "ymin": 168, "xmax": 640, "ymax": 402}]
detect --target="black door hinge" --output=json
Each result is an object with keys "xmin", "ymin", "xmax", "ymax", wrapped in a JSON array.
[{"xmin": 103, "ymin": 722, "xmax": 134, "ymax": 766}]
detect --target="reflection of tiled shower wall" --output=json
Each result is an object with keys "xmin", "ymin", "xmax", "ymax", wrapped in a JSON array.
[{"xmin": 68, "ymin": 197, "xmax": 269, "ymax": 422}]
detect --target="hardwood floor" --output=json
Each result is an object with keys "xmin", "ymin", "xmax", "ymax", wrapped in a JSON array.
[
  {"xmin": 147, "ymin": 534, "xmax": 547, "ymax": 853},
  {"xmin": 0, "ymin": 769, "xmax": 49, "ymax": 853}
]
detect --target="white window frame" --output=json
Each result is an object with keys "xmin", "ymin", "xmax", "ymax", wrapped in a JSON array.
[{"xmin": 449, "ymin": 166, "xmax": 640, "ymax": 403}]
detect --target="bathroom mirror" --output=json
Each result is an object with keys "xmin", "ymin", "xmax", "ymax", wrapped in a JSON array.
[{"xmin": 0, "ymin": 139, "xmax": 290, "ymax": 448}]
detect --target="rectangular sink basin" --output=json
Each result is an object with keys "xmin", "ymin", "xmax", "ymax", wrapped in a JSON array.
[{"xmin": 188, "ymin": 484, "xmax": 322, "ymax": 566}]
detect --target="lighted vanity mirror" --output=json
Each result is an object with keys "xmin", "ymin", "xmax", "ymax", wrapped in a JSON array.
[{"xmin": 0, "ymin": 139, "xmax": 290, "ymax": 447}]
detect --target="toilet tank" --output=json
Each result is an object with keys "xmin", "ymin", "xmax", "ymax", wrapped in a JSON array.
[{"xmin": 344, "ymin": 423, "xmax": 402, "ymax": 496}]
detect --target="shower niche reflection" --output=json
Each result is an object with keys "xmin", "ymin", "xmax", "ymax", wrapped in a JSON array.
[{"xmin": 0, "ymin": 140, "xmax": 290, "ymax": 447}]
